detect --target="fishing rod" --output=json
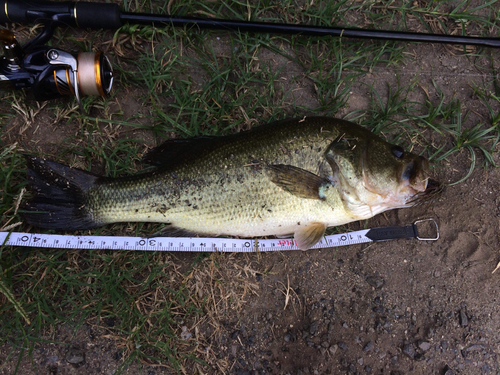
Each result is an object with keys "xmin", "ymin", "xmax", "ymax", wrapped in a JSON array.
[
  {"xmin": 1, "ymin": 1, "xmax": 500, "ymax": 104},
  {"xmin": 3, "ymin": 0, "xmax": 500, "ymax": 47}
]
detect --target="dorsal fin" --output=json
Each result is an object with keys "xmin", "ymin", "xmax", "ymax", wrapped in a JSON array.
[{"xmin": 143, "ymin": 136, "xmax": 230, "ymax": 168}]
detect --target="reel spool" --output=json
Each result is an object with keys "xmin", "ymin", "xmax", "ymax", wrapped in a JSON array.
[
  {"xmin": 45, "ymin": 50, "xmax": 113, "ymax": 101},
  {"xmin": 77, "ymin": 51, "xmax": 113, "ymax": 97}
]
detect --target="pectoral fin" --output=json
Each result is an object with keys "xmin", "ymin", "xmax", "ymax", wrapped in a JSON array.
[
  {"xmin": 294, "ymin": 222, "xmax": 326, "ymax": 250},
  {"xmin": 267, "ymin": 164, "xmax": 331, "ymax": 200}
]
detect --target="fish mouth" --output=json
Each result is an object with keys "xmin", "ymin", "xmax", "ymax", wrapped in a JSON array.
[{"xmin": 407, "ymin": 178, "xmax": 444, "ymax": 206}]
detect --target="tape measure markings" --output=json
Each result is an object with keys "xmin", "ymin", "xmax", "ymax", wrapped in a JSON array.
[
  {"xmin": 0, "ymin": 229, "xmax": 371, "ymax": 252},
  {"xmin": 0, "ymin": 220, "xmax": 438, "ymax": 252}
]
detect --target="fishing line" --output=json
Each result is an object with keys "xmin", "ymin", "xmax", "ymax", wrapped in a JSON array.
[
  {"xmin": 365, "ymin": 70, "xmax": 498, "ymax": 80},
  {"xmin": 0, "ymin": 219, "xmax": 438, "ymax": 252}
]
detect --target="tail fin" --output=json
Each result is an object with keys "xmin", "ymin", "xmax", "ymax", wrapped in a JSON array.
[{"xmin": 22, "ymin": 156, "xmax": 102, "ymax": 230}]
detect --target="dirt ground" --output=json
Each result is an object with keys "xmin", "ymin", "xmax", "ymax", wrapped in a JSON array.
[{"xmin": 2, "ymin": 11, "xmax": 500, "ymax": 375}]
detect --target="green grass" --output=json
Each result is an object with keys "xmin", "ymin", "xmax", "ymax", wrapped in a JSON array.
[{"xmin": 1, "ymin": 0, "xmax": 500, "ymax": 373}]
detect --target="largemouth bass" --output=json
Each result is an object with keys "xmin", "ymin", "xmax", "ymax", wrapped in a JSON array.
[{"xmin": 23, "ymin": 117, "xmax": 439, "ymax": 249}]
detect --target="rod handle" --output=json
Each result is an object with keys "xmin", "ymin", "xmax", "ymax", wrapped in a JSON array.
[
  {"xmin": 74, "ymin": 2, "xmax": 122, "ymax": 29},
  {"xmin": 0, "ymin": 1, "xmax": 122, "ymax": 29}
]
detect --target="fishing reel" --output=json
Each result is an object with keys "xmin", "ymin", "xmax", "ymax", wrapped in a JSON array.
[{"xmin": 0, "ymin": 28, "xmax": 113, "ymax": 104}]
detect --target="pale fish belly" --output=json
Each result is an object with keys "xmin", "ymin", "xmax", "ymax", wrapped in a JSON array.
[
  {"xmin": 150, "ymin": 184, "xmax": 356, "ymax": 238},
  {"xmin": 211, "ymin": 196, "xmax": 359, "ymax": 238}
]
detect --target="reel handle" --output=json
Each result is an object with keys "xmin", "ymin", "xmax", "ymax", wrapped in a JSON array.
[{"xmin": 0, "ymin": 1, "xmax": 122, "ymax": 29}]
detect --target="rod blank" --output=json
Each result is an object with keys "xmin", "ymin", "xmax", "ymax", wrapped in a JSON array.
[{"xmin": 121, "ymin": 13, "xmax": 500, "ymax": 48}]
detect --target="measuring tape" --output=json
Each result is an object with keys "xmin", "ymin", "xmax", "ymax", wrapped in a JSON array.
[{"xmin": 0, "ymin": 219, "xmax": 438, "ymax": 252}]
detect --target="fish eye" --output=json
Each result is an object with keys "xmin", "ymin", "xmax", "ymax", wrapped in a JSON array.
[{"xmin": 392, "ymin": 146, "xmax": 404, "ymax": 159}]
